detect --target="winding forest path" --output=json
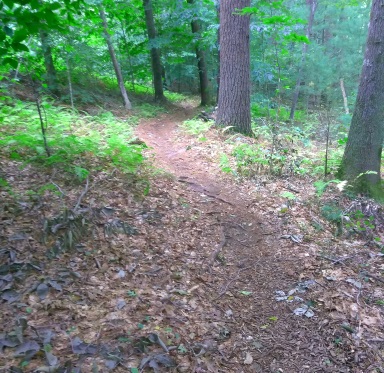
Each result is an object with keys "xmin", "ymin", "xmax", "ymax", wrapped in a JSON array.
[{"xmin": 136, "ymin": 105, "xmax": 340, "ymax": 373}]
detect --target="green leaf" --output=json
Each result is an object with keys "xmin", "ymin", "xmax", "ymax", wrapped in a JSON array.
[
  {"xmin": 118, "ymin": 337, "xmax": 132, "ymax": 343},
  {"xmin": 130, "ymin": 368, "xmax": 139, "ymax": 373},
  {"xmin": 4, "ymin": 26, "xmax": 13, "ymax": 36},
  {"xmin": 239, "ymin": 291, "xmax": 252, "ymax": 296},
  {"xmin": 11, "ymin": 42, "xmax": 29, "ymax": 52},
  {"xmin": 13, "ymin": 28, "xmax": 29, "ymax": 43},
  {"xmin": 30, "ymin": 0, "xmax": 40, "ymax": 9},
  {"xmin": 2, "ymin": 57, "xmax": 18, "ymax": 68},
  {"xmin": 74, "ymin": 166, "xmax": 89, "ymax": 181},
  {"xmin": 284, "ymin": 33, "xmax": 310, "ymax": 44},
  {"xmin": 3, "ymin": 0, "xmax": 14, "ymax": 9},
  {"xmin": 49, "ymin": 2, "xmax": 63, "ymax": 11},
  {"xmin": 177, "ymin": 344, "xmax": 188, "ymax": 354}
]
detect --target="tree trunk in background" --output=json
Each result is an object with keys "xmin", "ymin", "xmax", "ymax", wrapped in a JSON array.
[
  {"xmin": 339, "ymin": 78, "xmax": 349, "ymax": 115},
  {"xmin": 143, "ymin": 0, "xmax": 165, "ymax": 102},
  {"xmin": 187, "ymin": 0, "xmax": 210, "ymax": 106},
  {"xmin": 216, "ymin": 0, "xmax": 251, "ymax": 134},
  {"xmin": 339, "ymin": 0, "xmax": 384, "ymax": 194},
  {"xmin": 99, "ymin": 7, "xmax": 132, "ymax": 110},
  {"xmin": 40, "ymin": 30, "xmax": 60, "ymax": 98},
  {"xmin": 66, "ymin": 55, "xmax": 75, "ymax": 110},
  {"xmin": 216, "ymin": 1, "xmax": 220, "ymax": 104},
  {"xmin": 289, "ymin": 0, "xmax": 317, "ymax": 120}
]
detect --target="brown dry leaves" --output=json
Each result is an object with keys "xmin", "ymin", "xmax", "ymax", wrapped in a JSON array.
[{"xmin": 1, "ymin": 107, "xmax": 384, "ymax": 373}]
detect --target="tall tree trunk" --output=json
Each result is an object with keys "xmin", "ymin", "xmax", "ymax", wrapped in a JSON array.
[
  {"xmin": 187, "ymin": 0, "xmax": 210, "ymax": 106},
  {"xmin": 143, "ymin": 0, "xmax": 165, "ymax": 102},
  {"xmin": 99, "ymin": 7, "xmax": 132, "ymax": 110},
  {"xmin": 216, "ymin": 0, "xmax": 251, "ymax": 135},
  {"xmin": 339, "ymin": 0, "xmax": 384, "ymax": 194},
  {"xmin": 66, "ymin": 54, "xmax": 75, "ymax": 110},
  {"xmin": 216, "ymin": 2, "xmax": 220, "ymax": 104},
  {"xmin": 289, "ymin": 0, "xmax": 317, "ymax": 120},
  {"xmin": 40, "ymin": 30, "xmax": 60, "ymax": 98}
]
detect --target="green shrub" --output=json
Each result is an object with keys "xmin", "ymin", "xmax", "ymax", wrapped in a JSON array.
[
  {"xmin": 321, "ymin": 204, "xmax": 343, "ymax": 223},
  {"xmin": 136, "ymin": 103, "xmax": 167, "ymax": 118},
  {"xmin": 181, "ymin": 119, "xmax": 213, "ymax": 136},
  {"xmin": 164, "ymin": 91, "xmax": 188, "ymax": 102},
  {"xmin": 251, "ymin": 103, "xmax": 306, "ymax": 122},
  {"xmin": 232, "ymin": 143, "xmax": 269, "ymax": 176}
]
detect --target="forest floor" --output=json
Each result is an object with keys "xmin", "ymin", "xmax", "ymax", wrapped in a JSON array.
[{"xmin": 1, "ymin": 99, "xmax": 384, "ymax": 373}]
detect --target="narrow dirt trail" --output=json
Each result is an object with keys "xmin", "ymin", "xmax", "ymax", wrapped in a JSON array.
[{"xmin": 136, "ymin": 106, "xmax": 341, "ymax": 373}]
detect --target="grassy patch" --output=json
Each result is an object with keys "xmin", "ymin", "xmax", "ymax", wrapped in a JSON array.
[
  {"xmin": 0, "ymin": 98, "xmax": 145, "ymax": 179},
  {"xmin": 181, "ymin": 119, "xmax": 213, "ymax": 136},
  {"xmin": 135, "ymin": 103, "xmax": 168, "ymax": 118}
]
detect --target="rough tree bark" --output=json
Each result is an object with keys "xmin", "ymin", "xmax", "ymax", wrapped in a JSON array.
[
  {"xmin": 216, "ymin": 0, "xmax": 251, "ymax": 134},
  {"xmin": 338, "ymin": 0, "xmax": 384, "ymax": 194},
  {"xmin": 187, "ymin": 0, "xmax": 210, "ymax": 106},
  {"xmin": 99, "ymin": 7, "xmax": 132, "ymax": 110},
  {"xmin": 40, "ymin": 30, "xmax": 60, "ymax": 98},
  {"xmin": 143, "ymin": 0, "xmax": 165, "ymax": 102},
  {"xmin": 289, "ymin": 0, "xmax": 317, "ymax": 120}
]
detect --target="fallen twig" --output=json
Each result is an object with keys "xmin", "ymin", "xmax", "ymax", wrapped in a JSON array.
[
  {"xmin": 205, "ymin": 192, "xmax": 234, "ymax": 206},
  {"xmin": 94, "ymin": 257, "xmax": 101, "ymax": 269},
  {"xmin": 50, "ymin": 181, "xmax": 66, "ymax": 197},
  {"xmin": 360, "ymin": 272, "xmax": 384, "ymax": 284},
  {"xmin": 317, "ymin": 254, "xmax": 353, "ymax": 265},
  {"xmin": 283, "ymin": 184, "xmax": 300, "ymax": 193},
  {"xmin": 208, "ymin": 226, "xmax": 226, "ymax": 267},
  {"xmin": 178, "ymin": 178, "xmax": 234, "ymax": 206},
  {"xmin": 74, "ymin": 177, "xmax": 90, "ymax": 211}
]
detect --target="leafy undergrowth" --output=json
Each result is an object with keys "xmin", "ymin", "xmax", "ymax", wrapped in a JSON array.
[{"xmin": 0, "ymin": 99, "xmax": 146, "ymax": 181}]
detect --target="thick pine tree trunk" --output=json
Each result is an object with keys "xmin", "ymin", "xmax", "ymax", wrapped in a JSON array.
[
  {"xmin": 339, "ymin": 0, "xmax": 384, "ymax": 193},
  {"xmin": 99, "ymin": 7, "xmax": 132, "ymax": 110},
  {"xmin": 216, "ymin": 0, "xmax": 251, "ymax": 134},
  {"xmin": 40, "ymin": 30, "xmax": 60, "ymax": 98},
  {"xmin": 289, "ymin": 0, "xmax": 317, "ymax": 120},
  {"xmin": 143, "ymin": 0, "xmax": 165, "ymax": 102},
  {"xmin": 187, "ymin": 0, "xmax": 210, "ymax": 106}
]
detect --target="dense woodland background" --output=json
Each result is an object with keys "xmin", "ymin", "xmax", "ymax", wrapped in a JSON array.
[
  {"xmin": 1, "ymin": 0, "xmax": 372, "ymax": 114},
  {"xmin": 2, "ymin": 0, "xmax": 383, "ymax": 193}
]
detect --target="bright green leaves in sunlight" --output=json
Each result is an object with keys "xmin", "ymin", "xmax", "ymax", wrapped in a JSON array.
[{"xmin": 0, "ymin": 0, "xmax": 83, "ymax": 66}]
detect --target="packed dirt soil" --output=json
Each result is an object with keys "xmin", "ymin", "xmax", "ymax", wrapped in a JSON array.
[{"xmin": 1, "ymin": 103, "xmax": 383, "ymax": 373}]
